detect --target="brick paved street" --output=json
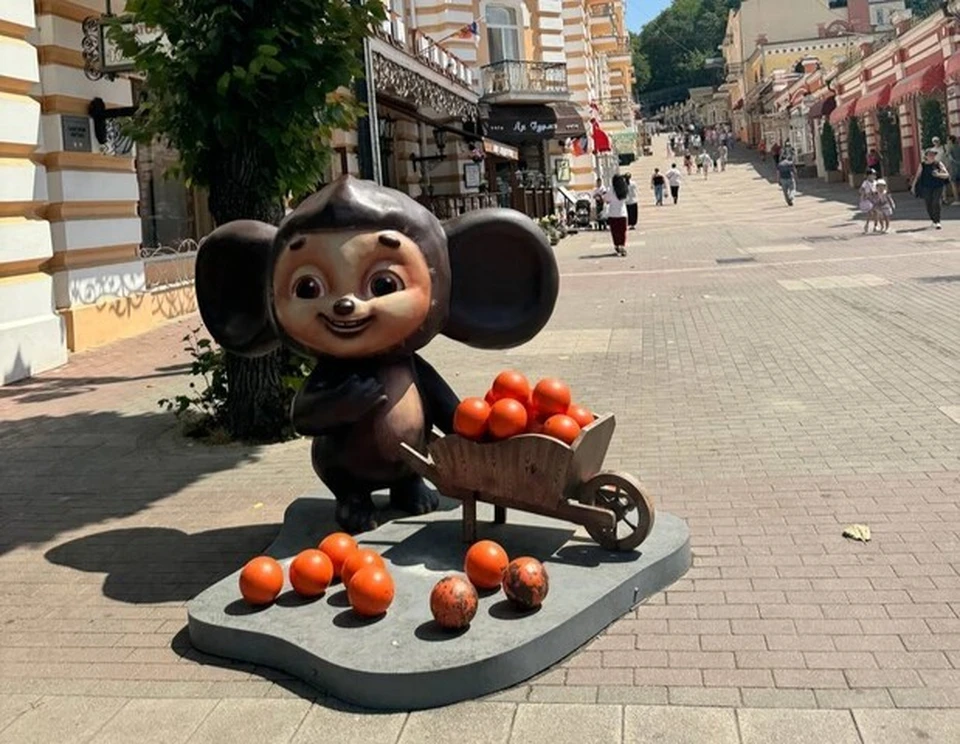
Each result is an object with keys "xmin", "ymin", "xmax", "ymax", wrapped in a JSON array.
[{"xmin": 3, "ymin": 142, "xmax": 960, "ymax": 742}]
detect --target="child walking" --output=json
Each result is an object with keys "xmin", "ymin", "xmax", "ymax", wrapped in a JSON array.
[
  {"xmin": 859, "ymin": 169, "xmax": 879, "ymax": 233},
  {"xmin": 874, "ymin": 179, "xmax": 896, "ymax": 233},
  {"xmin": 651, "ymin": 168, "xmax": 665, "ymax": 205}
]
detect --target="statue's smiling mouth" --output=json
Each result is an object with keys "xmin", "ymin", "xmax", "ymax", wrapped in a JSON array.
[{"xmin": 320, "ymin": 314, "xmax": 373, "ymax": 336}]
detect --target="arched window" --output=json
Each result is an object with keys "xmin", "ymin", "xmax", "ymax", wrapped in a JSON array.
[{"xmin": 485, "ymin": 5, "xmax": 521, "ymax": 63}]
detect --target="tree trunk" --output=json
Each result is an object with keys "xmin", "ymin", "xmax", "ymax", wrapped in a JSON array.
[{"xmin": 208, "ymin": 147, "xmax": 291, "ymax": 442}]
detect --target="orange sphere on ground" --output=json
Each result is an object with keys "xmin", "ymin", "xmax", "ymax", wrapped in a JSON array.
[
  {"xmin": 454, "ymin": 397, "xmax": 491, "ymax": 440},
  {"xmin": 341, "ymin": 548, "xmax": 385, "ymax": 588},
  {"xmin": 430, "ymin": 575, "xmax": 479, "ymax": 629},
  {"xmin": 239, "ymin": 555, "xmax": 284, "ymax": 606},
  {"xmin": 566, "ymin": 404, "xmax": 595, "ymax": 429},
  {"xmin": 503, "ymin": 556, "xmax": 550, "ymax": 610},
  {"xmin": 487, "ymin": 398, "xmax": 528, "ymax": 439},
  {"xmin": 289, "ymin": 549, "xmax": 334, "ymax": 598},
  {"xmin": 347, "ymin": 566, "xmax": 395, "ymax": 617},
  {"xmin": 318, "ymin": 532, "xmax": 358, "ymax": 579},
  {"xmin": 543, "ymin": 414, "xmax": 581, "ymax": 445},
  {"xmin": 491, "ymin": 370, "xmax": 532, "ymax": 403},
  {"xmin": 464, "ymin": 540, "xmax": 510, "ymax": 589},
  {"xmin": 532, "ymin": 378, "xmax": 572, "ymax": 417}
]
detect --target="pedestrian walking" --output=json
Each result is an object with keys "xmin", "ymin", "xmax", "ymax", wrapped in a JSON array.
[
  {"xmin": 859, "ymin": 169, "xmax": 880, "ymax": 233},
  {"xmin": 912, "ymin": 148, "xmax": 951, "ymax": 229},
  {"xmin": 947, "ymin": 135, "xmax": 960, "ymax": 204},
  {"xmin": 776, "ymin": 154, "xmax": 797, "ymax": 206},
  {"xmin": 605, "ymin": 174, "xmax": 630, "ymax": 256},
  {"xmin": 867, "ymin": 148, "xmax": 882, "ymax": 177},
  {"xmin": 874, "ymin": 179, "xmax": 896, "ymax": 233},
  {"xmin": 625, "ymin": 174, "xmax": 639, "ymax": 229},
  {"xmin": 771, "ymin": 141, "xmax": 782, "ymax": 164},
  {"xmin": 592, "ymin": 177, "xmax": 607, "ymax": 231},
  {"xmin": 683, "ymin": 151, "xmax": 693, "ymax": 175},
  {"xmin": 665, "ymin": 163, "xmax": 683, "ymax": 204},
  {"xmin": 651, "ymin": 168, "xmax": 665, "ymax": 205},
  {"xmin": 718, "ymin": 143, "xmax": 728, "ymax": 172},
  {"xmin": 698, "ymin": 151, "xmax": 713, "ymax": 179},
  {"xmin": 758, "ymin": 140, "xmax": 766, "ymax": 162}
]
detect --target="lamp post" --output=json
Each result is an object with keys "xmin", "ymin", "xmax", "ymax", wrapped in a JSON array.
[{"xmin": 410, "ymin": 127, "xmax": 448, "ymax": 171}]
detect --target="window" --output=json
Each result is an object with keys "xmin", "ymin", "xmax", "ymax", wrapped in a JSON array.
[
  {"xmin": 875, "ymin": 8, "xmax": 885, "ymax": 25},
  {"xmin": 486, "ymin": 5, "xmax": 521, "ymax": 63}
]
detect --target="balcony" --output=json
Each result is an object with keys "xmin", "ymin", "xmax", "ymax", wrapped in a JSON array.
[
  {"xmin": 481, "ymin": 60, "xmax": 570, "ymax": 104},
  {"xmin": 588, "ymin": 3, "xmax": 614, "ymax": 18},
  {"xmin": 594, "ymin": 97, "xmax": 636, "ymax": 124}
]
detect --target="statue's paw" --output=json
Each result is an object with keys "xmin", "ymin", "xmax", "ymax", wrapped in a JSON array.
[
  {"xmin": 335, "ymin": 497, "xmax": 379, "ymax": 534},
  {"xmin": 390, "ymin": 479, "xmax": 439, "ymax": 516}
]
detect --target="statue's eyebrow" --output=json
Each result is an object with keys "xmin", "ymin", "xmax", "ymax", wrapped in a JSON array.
[
  {"xmin": 378, "ymin": 233, "xmax": 401, "ymax": 249},
  {"xmin": 288, "ymin": 236, "xmax": 307, "ymax": 251}
]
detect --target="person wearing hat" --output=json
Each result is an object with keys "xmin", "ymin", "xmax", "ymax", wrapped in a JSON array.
[
  {"xmin": 858, "ymin": 168, "xmax": 879, "ymax": 232},
  {"xmin": 912, "ymin": 148, "xmax": 951, "ymax": 229}
]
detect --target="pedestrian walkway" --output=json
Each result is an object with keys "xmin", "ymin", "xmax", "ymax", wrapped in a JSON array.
[{"xmin": 2, "ymin": 137, "xmax": 960, "ymax": 742}]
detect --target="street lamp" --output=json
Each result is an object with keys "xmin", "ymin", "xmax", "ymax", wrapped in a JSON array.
[{"xmin": 410, "ymin": 127, "xmax": 448, "ymax": 171}]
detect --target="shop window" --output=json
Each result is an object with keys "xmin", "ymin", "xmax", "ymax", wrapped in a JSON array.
[{"xmin": 486, "ymin": 6, "xmax": 521, "ymax": 63}]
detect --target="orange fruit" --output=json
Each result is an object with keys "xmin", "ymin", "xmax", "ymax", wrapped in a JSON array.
[
  {"xmin": 491, "ymin": 370, "xmax": 531, "ymax": 403},
  {"xmin": 289, "ymin": 549, "xmax": 334, "ymax": 598},
  {"xmin": 347, "ymin": 566, "xmax": 395, "ymax": 617},
  {"xmin": 430, "ymin": 575, "xmax": 479, "ymax": 629},
  {"xmin": 502, "ymin": 556, "xmax": 550, "ymax": 610},
  {"xmin": 487, "ymin": 398, "xmax": 528, "ymax": 439},
  {"xmin": 318, "ymin": 532, "xmax": 358, "ymax": 579},
  {"xmin": 239, "ymin": 555, "xmax": 284, "ymax": 606},
  {"xmin": 341, "ymin": 548, "xmax": 385, "ymax": 588},
  {"xmin": 543, "ymin": 414, "xmax": 581, "ymax": 445},
  {"xmin": 484, "ymin": 389, "xmax": 498, "ymax": 407},
  {"xmin": 526, "ymin": 417, "xmax": 545, "ymax": 434},
  {"xmin": 532, "ymin": 378, "xmax": 572, "ymax": 417},
  {"xmin": 567, "ymin": 404, "xmax": 595, "ymax": 429},
  {"xmin": 454, "ymin": 397, "xmax": 491, "ymax": 440},
  {"xmin": 465, "ymin": 540, "xmax": 509, "ymax": 589}
]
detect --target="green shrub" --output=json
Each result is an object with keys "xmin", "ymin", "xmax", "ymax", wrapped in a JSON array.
[
  {"xmin": 847, "ymin": 117, "xmax": 868, "ymax": 174},
  {"xmin": 876, "ymin": 108, "xmax": 902, "ymax": 175},
  {"xmin": 920, "ymin": 97, "xmax": 946, "ymax": 151},
  {"xmin": 821, "ymin": 121, "xmax": 840, "ymax": 171}
]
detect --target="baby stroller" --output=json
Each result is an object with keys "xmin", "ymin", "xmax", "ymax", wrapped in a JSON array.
[{"xmin": 574, "ymin": 197, "xmax": 592, "ymax": 228}]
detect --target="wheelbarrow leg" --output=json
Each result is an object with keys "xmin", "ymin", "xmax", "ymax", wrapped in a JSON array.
[
  {"xmin": 462, "ymin": 495, "xmax": 477, "ymax": 544},
  {"xmin": 494, "ymin": 505, "xmax": 507, "ymax": 525}
]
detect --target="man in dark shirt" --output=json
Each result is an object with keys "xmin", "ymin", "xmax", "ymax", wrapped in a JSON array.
[{"xmin": 777, "ymin": 156, "xmax": 797, "ymax": 206}]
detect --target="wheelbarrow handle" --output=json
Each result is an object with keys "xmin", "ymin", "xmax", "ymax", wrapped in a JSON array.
[{"xmin": 399, "ymin": 442, "xmax": 439, "ymax": 481}]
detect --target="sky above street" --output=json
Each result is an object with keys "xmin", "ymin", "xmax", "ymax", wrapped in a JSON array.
[{"xmin": 627, "ymin": 0, "xmax": 671, "ymax": 31}]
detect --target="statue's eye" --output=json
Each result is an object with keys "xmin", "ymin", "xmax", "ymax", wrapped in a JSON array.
[
  {"xmin": 368, "ymin": 270, "xmax": 404, "ymax": 297},
  {"xmin": 293, "ymin": 275, "xmax": 324, "ymax": 299}
]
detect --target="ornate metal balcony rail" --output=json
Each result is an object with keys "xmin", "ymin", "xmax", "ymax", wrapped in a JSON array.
[
  {"xmin": 594, "ymin": 97, "xmax": 636, "ymax": 123},
  {"xmin": 589, "ymin": 3, "xmax": 614, "ymax": 18},
  {"xmin": 481, "ymin": 60, "xmax": 569, "ymax": 98}
]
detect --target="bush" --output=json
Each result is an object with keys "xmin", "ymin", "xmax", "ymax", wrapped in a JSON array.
[
  {"xmin": 821, "ymin": 121, "xmax": 840, "ymax": 171},
  {"xmin": 847, "ymin": 117, "xmax": 868, "ymax": 174},
  {"xmin": 159, "ymin": 329, "xmax": 314, "ymax": 442},
  {"xmin": 876, "ymin": 108, "xmax": 902, "ymax": 175},
  {"xmin": 920, "ymin": 97, "xmax": 946, "ymax": 151}
]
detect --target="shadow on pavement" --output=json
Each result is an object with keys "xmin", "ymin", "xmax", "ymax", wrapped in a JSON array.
[
  {"xmin": 0, "ymin": 368, "xmax": 189, "ymax": 405},
  {"xmin": 2, "ymin": 410, "xmax": 260, "ymax": 556},
  {"xmin": 46, "ymin": 524, "xmax": 281, "ymax": 603}
]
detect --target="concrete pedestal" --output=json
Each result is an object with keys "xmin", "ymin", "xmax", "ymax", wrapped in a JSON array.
[{"xmin": 187, "ymin": 494, "xmax": 691, "ymax": 710}]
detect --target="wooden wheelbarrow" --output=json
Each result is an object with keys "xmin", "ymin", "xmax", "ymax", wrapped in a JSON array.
[{"xmin": 400, "ymin": 413, "xmax": 655, "ymax": 551}]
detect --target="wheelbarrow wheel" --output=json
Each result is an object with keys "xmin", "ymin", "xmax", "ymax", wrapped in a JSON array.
[{"xmin": 579, "ymin": 471, "xmax": 655, "ymax": 551}]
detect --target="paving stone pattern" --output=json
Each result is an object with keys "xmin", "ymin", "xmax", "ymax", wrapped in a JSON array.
[{"xmin": 2, "ymin": 141, "xmax": 960, "ymax": 742}]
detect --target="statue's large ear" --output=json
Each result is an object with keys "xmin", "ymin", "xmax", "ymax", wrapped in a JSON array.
[
  {"xmin": 195, "ymin": 220, "xmax": 280, "ymax": 357},
  {"xmin": 443, "ymin": 209, "xmax": 559, "ymax": 349}
]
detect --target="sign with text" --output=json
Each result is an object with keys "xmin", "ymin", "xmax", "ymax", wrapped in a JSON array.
[{"xmin": 61, "ymin": 115, "xmax": 92, "ymax": 153}]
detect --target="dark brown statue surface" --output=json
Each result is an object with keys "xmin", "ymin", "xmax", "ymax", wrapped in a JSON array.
[{"xmin": 195, "ymin": 175, "xmax": 559, "ymax": 532}]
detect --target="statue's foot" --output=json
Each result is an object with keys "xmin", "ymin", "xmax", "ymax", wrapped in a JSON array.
[
  {"xmin": 390, "ymin": 478, "xmax": 439, "ymax": 516},
  {"xmin": 335, "ymin": 495, "xmax": 379, "ymax": 534}
]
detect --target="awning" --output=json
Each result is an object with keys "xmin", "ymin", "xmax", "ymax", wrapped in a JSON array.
[
  {"xmin": 889, "ymin": 65, "xmax": 945, "ymax": 107},
  {"xmin": 829, "ymin": 98, "xmax": 857, "ymax": 125},
  {"xmin": 482, "ymin": 103, "xmax": 587, "ymax": 144},
  {"xmin": 947, "ymin": 52, "xmax": 960, "ymax": 82},
  {"xmin": 482, "ymin": 138, "xmax": 519, "ymax": 160},
  {"xmin": 807, "ymin": 95, "xmax": 836, "ymax": 120},
  {"xmin": 855, "ymin": 83, "xmax": 892, "ymax": 116}
]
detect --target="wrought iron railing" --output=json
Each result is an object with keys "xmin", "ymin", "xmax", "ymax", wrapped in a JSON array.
[
  {"xmin": 594, "ymin": 97, "xmax": 636, "ymax": 123},
  {"xmin": 588, "ymin": 3, "xmax": 614, "ymax": 18},
  {"xmin": 419, "ymin": 193, "xmax": 498, "ymax": 220},
  {"xmin": 481, "ymin": 60, "xmax": 569, "ymax": 98}
]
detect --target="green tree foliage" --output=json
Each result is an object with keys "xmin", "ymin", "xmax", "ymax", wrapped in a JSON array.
[
  {"xmin": 634, "ymin": 0, "xmax": 740, "ymax": 93},
  {"xmin": 108, "ymin": 0, "xmax": 385, "ymax": 442},
  {"xmin": 920, "ymin": 97, "xmax": 947, "ymax": 151},
  {"xmin": 847, "ymin": 117, "xmax": 867, "ymax": 174},
  {"xmin": 630, "ymin": 32, "xmax": 651, "ymax": 94},
  {"xmin": 876, "ymin": 108, "xmax": 902, "ymax": 176},
  {"xmin": 821, "ymin": 121, "xmax": 839, "ymax": 172}
]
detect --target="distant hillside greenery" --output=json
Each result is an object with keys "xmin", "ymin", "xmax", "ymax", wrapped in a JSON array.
[{"xmin": 632, "ymin": 0, "xmax": 740, "ymax": 95}]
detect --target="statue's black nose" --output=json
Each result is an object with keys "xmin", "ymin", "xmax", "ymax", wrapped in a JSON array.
[{"xmin": 332, "ymin": 298, "xmax": 355, "ymax": 316}]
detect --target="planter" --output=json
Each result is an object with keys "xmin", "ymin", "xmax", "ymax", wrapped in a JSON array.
[
  {"xmin": 822, "ymin": 170, "xmax": 844, "ymax": 183},
  {"xmin": 884, "ymin": 174, "xmax": 911, "ymax": 193}
]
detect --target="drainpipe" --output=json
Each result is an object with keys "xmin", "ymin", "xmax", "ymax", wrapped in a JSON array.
[{"xmin": 355, "ymin": 37, "xmax": 383, "ymax": 183}]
